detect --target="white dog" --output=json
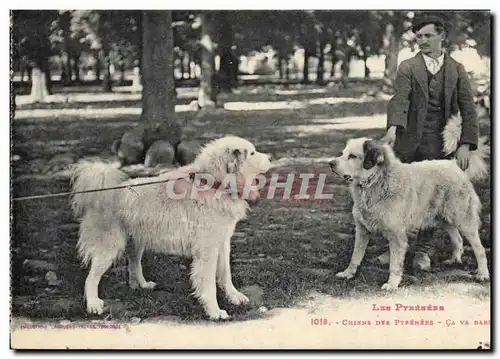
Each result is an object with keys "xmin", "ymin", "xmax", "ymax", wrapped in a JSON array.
[
  {"xmin": 70, "ymin": 136, "xmax": 272, "ymax": 320},
  {"xmin": 329, "ymin": 137, "xmax": 490, "ymax": 290}
]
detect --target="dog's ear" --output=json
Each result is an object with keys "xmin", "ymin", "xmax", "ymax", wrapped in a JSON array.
[
  {"xmin": 226, "ymin": 148, "xmax": 246, "ymax": 173},
  {"xmin": 111, "ymin": 139, "xmax": 121, "ymax": 154},
  {"xmin": 232, "ymin": 148, "xmax": 248, "ymax": 159},
  {"xmin": 363, "ymin": 140, "xmax": 385, "ymax": 170}
]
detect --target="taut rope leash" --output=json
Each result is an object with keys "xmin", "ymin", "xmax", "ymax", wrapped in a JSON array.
[{"xmin": 12, "ymin": 175, "xmax": 192, "ymax": 202}]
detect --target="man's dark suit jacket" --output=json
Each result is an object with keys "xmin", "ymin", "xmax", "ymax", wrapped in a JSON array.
[{"xmin": 387, "ymin": 51, "xmax": 478, "ymax": 162}]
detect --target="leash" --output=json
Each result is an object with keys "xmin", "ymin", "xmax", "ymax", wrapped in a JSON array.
[{"xmin": 11, "ymin": 175, "xmax": 193, "ymax": 202}]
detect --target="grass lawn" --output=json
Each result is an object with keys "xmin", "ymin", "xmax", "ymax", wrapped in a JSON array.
[{"xmin": 11, "ymin": 84, "xmax": 491, "ymax": 324}]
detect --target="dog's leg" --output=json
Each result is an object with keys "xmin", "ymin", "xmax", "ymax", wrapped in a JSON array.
[
  {"xmin": 458, "ymin": 225, "xmax": 490, "ymax": 282},
  {"xmin": 85, "ymin": 253, "xmax": 118, "ymax": 315},
  {"xmin": 443, "ymin": 226, "xmax": 464, "ymax": 265},
  {"xmin": 127, "ymin": 240, "xmax": 156, "ymax": 290},
  {"xmin": 79, "ymin": 218, "xmax": 126, "ymax": 315},
  {"xmin": 336, "ymin": 221, "xmax": 370, "ymax": 280},
  {"xmin": 381, "ymin": 230, "xmax": 408, "ymax": 291},
  {"xmin": 191, "ymin": 246, "xmax": 228, "ymax": 320},
  {"xmin": 216, "ymin": 236, "xmax": 249, "ymax": 306}
]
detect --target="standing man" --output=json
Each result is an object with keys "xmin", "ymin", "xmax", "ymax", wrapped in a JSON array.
[{"xmin": 383, "ymin": 15, "xmax": 479, "ymax": 270}]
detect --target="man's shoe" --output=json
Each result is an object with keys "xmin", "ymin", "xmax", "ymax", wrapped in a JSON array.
[{"xmin": 412, "ymin": 251, "xmax": 431, "ymax": 271}]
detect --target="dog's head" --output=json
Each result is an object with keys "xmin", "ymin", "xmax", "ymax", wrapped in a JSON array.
[
  {"xmin": 329, "ymin": 137, "xmax": 387, "ymax": 184},
  {"xmin": 194, "ymin": 136, "xmax": 272, "ymax": 181},
  {"xmin": 112, "ymin": 129, "xmax": 146, "ymax": 167}
]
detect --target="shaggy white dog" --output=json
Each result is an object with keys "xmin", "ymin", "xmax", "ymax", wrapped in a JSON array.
[
  {"xmin": 329, "ymin": 137, "xmax": 490, "ymax": 290},
  {"xmin": 70, "ymin": 136, "xmax": 272, "ymax": 320}
]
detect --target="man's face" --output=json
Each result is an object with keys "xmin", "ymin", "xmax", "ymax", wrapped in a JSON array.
[{"xmin": 415, "ymin": 23, "xmax": 444, "ymax": 55}]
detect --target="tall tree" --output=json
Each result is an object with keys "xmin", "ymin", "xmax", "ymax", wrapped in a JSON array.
[
  {"xmin": 297, "ymin": 11, "xmax": 316, "ymax": 84},
  {"xmin": 141, "ymin": 10, "xmax": 181, "ymax": 145},
  {"xmin": 97, "ymin": 11, "xmax": 113, "ymax": 92},
  {"xmin": 216, "ymin": 11, "xmax": 237, "ymax": 92},
  {"xmin": 54, "ymin": 11, "xmax": 73, "ymax": 85},
  {"xmin": 315, "ymin": 24, "xmax": 327, "ymax": 85},
  {"xmin": 353, "ymin": 12, "xmax": 382, "ymax": 78},
  {"xmin": 197, "ymin": 11, "xmax": 216, "ymax": 107},
  {"xmin": 374, "ymin": 11, "xmax": 408, "ymax": 94},
  {"xmin": 14, "ymin": 10, "xmax": 58, "ymax": 100}
]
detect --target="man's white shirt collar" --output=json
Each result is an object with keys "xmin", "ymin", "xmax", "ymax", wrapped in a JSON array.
[{"xmin": 422, "ymin": 52, "xmax": 445, "ymax": 75}]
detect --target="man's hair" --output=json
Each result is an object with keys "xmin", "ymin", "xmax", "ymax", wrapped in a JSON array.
[{"xmin": 412, "ymin": 15, "xmax": 446, "ymax": 35}]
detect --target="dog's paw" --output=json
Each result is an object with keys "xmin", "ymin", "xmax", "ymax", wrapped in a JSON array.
[
  {"xmin": 335, "ymin": 270, "xmax": 354, "ymax": 280},
  {"xmin": 208, "ymin": 309, "xmax": 230, "ymax": 320},
  {"xmin": 475, "ymin": 273, "xmax": 490, "ymax": 282},
  {"xmin": 129, "ymin": 280, "xmax": 157, "ymax": 290},
  {"xmin": 227, "ymin": 291, "xmax": 250, "ymax": 306},
  {"xmin": 129, "ymin": 279, "xmax": 139, "ymax": 290},
  {"xmin": 442, "ymin": 257, "xmax": 462, "ymax": 265},
  {"xmin": 141, "ymin": 281, "xmax": 157, "ymax": 290},
  {"xmin": 381, "ymin": 283, "xmax": 398, "ymax": 291},
  {"xmin": 86, "ymin": 298, "xmax": 105, "ymax": 315}
]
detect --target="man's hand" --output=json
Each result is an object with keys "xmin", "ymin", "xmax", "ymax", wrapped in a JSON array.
[
  {"xmin": 382, "ymin": 126, "xmax": 397, "ymax": 147},
  {"xmin": 456, "ymin": 144, "xmax": 470, "ymax": 171}
]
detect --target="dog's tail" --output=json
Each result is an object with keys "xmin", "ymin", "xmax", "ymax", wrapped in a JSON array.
[
  {"xmin": 466, "ymin": 136, "xmax": 490, "ymax": 182},
  {"xmin": 442, "ymin": 114, "xmax": 490, "ymax": 183},
  {"xmin": 70, "ymin": 160, "xmax": 129, "ymax": 218}
]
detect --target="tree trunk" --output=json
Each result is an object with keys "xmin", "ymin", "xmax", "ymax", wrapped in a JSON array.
[
  {"xmin": 94, "ymin": 51, "xmax": 101, "ymax": 81},
  {"xmin": 102, "ymin": 51, "xmax": 112, "ymax": 92},
  {"xmin": 330, "ymin": 45, "xmax": 337, "ymax": 79},
  {"xmin": 141, "ymin": 10, "xmax": 181, "ymax": 145},
  {"xmin": 183, "ymin": 52, "xmax": 190, "ymax": 79},
  {"xmin": 231, "ymin": 54, "xmax": 239, "ymax": 88},
  {"xmin": 136, "ymin": 10, "xmax": 143, "ymax": 73},
  {"xmin": 34, "ymin": 39, "xmax": 52, "ymax": 95},
  {"xmin": 316, "ymin": 41, "xmax": 326, "ymax": 85},
  {"xmin": 29, "ymin": 67, "xmax": 49, "ymax": 102},
  {"xmin": 20, "ymin": 67, "xmax": 26, "ymax": 85},
  {"xmin": 118, "ymin": 54, "xmax": 125, "ymax": 85},
  {"xmin": 381, "ymin": 22, "xmax": 401, "ymax": 94},
  {"xmin": 66, "ymin": 54, "xmax": 72, "ymax": 86},
  {"xmin": 58, "ymin": 11, "xmax": 72, "ymax": 85},
  {"xmin": 27, "ymin": 64, "xmax": 32, "ymax": 82},
  {"xmin": 285, "ymin": 58, "xmax": 290, "ymax": 80},
  {"xmin": 217, "ymin": 11, "xmax": 236, "ymax": 92},
  {"xmin": 302, "ymin": 47, "xmax": 310, "ymax": 84},
  {"xmin": 33, "ymin": 13, "xmax": 53, "ymax": 95},
  {"xmin": 363, "ymin": 51, "xmax": 370, "ymax": 79},
  {"xmin": 41, "ymin": 59, "xmax": 52, "ymax": 95},
  {"xmin": 63, "ymin": 53, "xmax": 72, "ymax": 86},
  {"xmin": 198, "ymin": 12, "xmax": 216, "ymax": 108},
  {"xmin": 131, "ymin": 66, "xmax": 142, "ymax": 92},
  {"xmin": 62, "ymin": 21, "xmax": 72, "ymax": 85},
  {"xmin": 218, "ymin": 51, "xmax": 237, "ymax": 92},
  {"xmin": 72, "ymin": 53, "xmax": 80, "ymax": 82},
  {"xmin": 32, "ymin": 48, "xmax": 52, "ymax": 99},
  {"xmin": 218, "ymin": 50, "xmax": 233, "ymax": 92},
  {"xmin": 341, "ymin": 53, "xmax": 351, "ymax": 88},
  {"xmin": 278, "ymin": 53, "xmax": 284, "ymax": 79},
  {"xmin": 358, "ymin": 36, "xmax": 370, "ymax": 79}
]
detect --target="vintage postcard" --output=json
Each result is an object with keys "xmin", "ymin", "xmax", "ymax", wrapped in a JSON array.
[{"xmin": 10, "ymin": 9, "xmax": 491, "ymax": 350}]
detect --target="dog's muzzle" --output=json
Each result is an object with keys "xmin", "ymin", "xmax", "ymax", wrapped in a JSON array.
[{"xmin": 329, "ymin": 159, "xmax": 353, "ymax": 183}]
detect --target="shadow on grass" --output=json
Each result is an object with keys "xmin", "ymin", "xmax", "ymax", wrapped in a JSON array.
[
  {"xmin": 15, "ymin": 82, "xmax": 381, "ymax": 111},
  {"xmin": 10, "ymin": 100, "xmax": 492, "ymax": 323}
]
